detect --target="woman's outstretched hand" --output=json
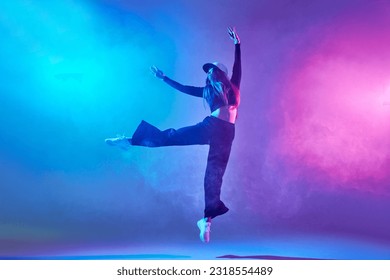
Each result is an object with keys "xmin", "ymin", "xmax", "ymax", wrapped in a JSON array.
[
  {"xmin": 150, "ymin": 65, "xmax": 165, "ymax": 79},
  {"xmin": 228, "ymin": 27, "xmax": 240, "ymax": 45}
]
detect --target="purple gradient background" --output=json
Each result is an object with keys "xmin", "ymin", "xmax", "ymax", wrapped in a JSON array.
[{"xmin": 0, "ymin": 0, "xmax": 389, "ymax": 258}]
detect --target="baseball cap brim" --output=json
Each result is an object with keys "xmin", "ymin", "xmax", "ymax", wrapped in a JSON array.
[
  {"xmin": 202, "ymin": 62, "xmax": 228, "ymax": 76},
  {"xmin": 203, "ymin": 63, "xmax": 216, "ymax": 73}
]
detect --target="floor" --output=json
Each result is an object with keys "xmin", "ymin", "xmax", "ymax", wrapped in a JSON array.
[{"xmin": 2, "ymin": 233, "xmax": 390, "ymax": 260}]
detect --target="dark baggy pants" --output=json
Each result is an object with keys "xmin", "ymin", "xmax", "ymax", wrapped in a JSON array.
[{"xmin": 131, "ymin": 116, "xmax": 235, "ymax": 219}]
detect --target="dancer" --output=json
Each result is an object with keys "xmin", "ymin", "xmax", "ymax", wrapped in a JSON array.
[{"xmin": 106, "ymin": 27, "xmax": 241, "ymax": 243}]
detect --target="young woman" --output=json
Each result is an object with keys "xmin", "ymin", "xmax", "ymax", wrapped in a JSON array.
[{"xmin": 106, "ymin": 27, "xmax": 241, "ymax": 243}]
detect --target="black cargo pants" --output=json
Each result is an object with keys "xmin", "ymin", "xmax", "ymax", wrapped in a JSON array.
[{"xmin": 131, "ymin": 116, "xmax": 235, "ymax": 219}]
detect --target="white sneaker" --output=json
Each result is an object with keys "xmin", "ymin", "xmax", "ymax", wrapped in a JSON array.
[
  {"xmin": 105, "ymin": 136, "xmax": 132, "ymax": 150},
  {"xmin": 197, "ymin": 218, "xmax": 211, "ymax": 243}
]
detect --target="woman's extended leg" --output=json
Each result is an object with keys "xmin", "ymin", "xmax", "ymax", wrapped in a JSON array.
[
  {"xmin": 131, "ymin": 118, "xmax": 213, "ymax": 147},
  {"xmin": 105, "ymin": 117, "xmax": 213, "ymax": 149}
]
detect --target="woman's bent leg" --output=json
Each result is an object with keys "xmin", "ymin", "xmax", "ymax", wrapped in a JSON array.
[
  {"xmin": 204, "ymin": 141, "xmax": 232, "ymax": 219},
  {"xmin": 203, "ymin": 119, "xmax": 235, "ymax": 219}
]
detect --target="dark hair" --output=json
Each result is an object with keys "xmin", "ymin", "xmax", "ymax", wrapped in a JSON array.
[{"xmin": 203, "ymin": 67, "xmax": 232, "ymax": 108}]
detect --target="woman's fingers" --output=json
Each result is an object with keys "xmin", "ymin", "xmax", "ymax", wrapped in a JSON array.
[
  {"xmin": 228, "ymin": 27, "xmax": 233, "ymax": 37},
  {"xmin": 150, "ymin": 65, "xmax": 157, "ymax": 73},
  {"xmin": 150, "ymin": 65, "xmax": 164, "ymax": 79}
]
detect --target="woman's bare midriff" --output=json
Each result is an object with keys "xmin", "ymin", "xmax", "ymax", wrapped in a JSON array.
[{"xmin": 211, "ymin": 105, "xmax": 237, "ymax": 124}]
